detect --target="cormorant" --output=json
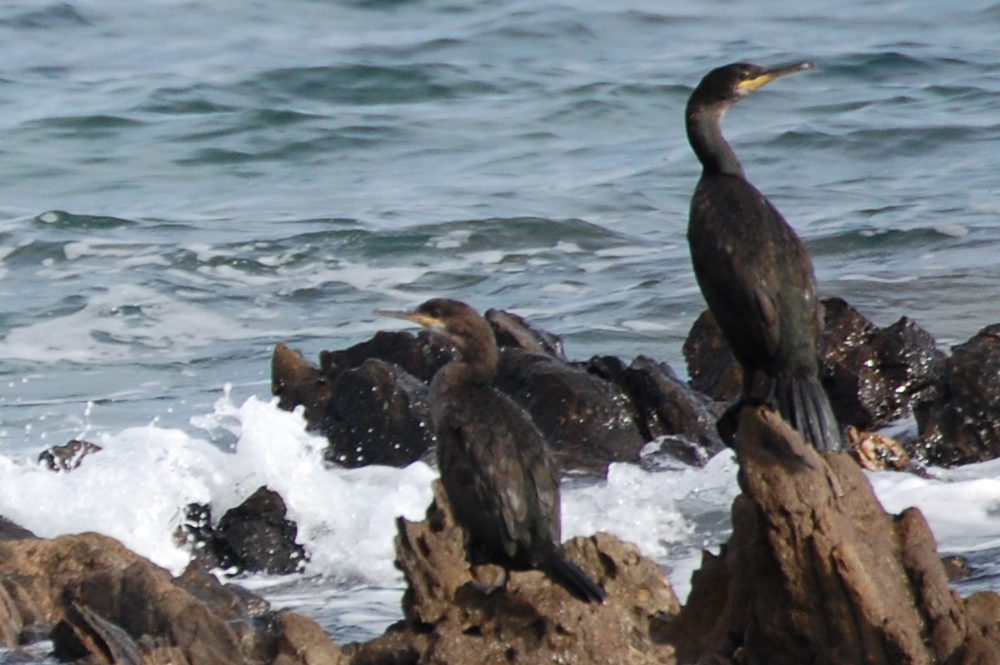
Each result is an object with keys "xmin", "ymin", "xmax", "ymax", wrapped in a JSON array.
[
  {"xmin": 378, "ymin": 298, "xmax": 606, "ymax": 603},
  {"xmin": 685, "ymin": 61, "xmax": 841, "ymax": 452}
]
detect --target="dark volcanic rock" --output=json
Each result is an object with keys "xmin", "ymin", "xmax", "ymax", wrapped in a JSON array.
[
  {"xmin": 915, "ymin": 323, "xmax": 1000, "ymax": 466},
  {"xmin": 273, "ymin": 343, "xmax": 436, "ymax": 469},
  {"xmin": 589, "ymin": 355, "xmax": 724, "ymax": 466},
  {"xmin": 486, "ymin": 308, "xmax": 566, "ymax": 360},
  {"xmin": 272, "ymin": 343, "xmax": 332, "ymax": 432},
  {"xmin": 683, "ymin": 299, "xmax": 945, "ymax": 433},
  {"xmin": 0, "ymin": 532, "xmax": 344, "ymax": 665},
  {"xmin": 38, "ymin": 439, "xmax": 103, "ymax": 472},
  {"xmin": 319, "ymin": 330, "xmax": 449, "ymax": 384},
  {"xmin": 668, "ymin": 406, "xmax": 1000, "ymax": 665},
  {"xmin": 682, "ymin": 309, "xmax": 742, "ymax": 402},
  {"xmin": 322, "ymin": 358, "xmax": 434, "ymax": 467},
  {"xmin": 821, "ymin": 297, "xmax": 945, "ymax": 430},
  {"xmin": 494, "ymin": 348, "xmax": 645, "ymax": 472},
  {"xmin": 215, "ymin": 487, "xmax": 307, "ymax": 576},
  {"xmin": 347, "ymin": 481, "xmax": 680, "ymax": 665}
]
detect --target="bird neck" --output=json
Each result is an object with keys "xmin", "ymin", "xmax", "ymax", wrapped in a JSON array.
[
  {"xmin": 432, "ymin": 342, "xmax": 499, "ymax": 394},
  {"xmin": 686, "ymin": 105, "xmax": 745, "ymax": 178}
]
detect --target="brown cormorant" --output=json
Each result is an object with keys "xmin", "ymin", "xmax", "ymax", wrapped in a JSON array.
[
  {"xmin": 378, "ymin": 298, "xmax": 606, "ymax": 602},
  {"xmin": 685, "ymin": 61, "xmax": 841, "ymax": 452}
]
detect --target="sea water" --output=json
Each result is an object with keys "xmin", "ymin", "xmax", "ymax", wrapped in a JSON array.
[{"xmin": 3, "ymin": 0, "xmax": 1000, "ymax": 653}]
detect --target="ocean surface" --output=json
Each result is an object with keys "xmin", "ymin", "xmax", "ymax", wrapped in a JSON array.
[{"xmin": 3, "ymin": 0, "xmax": 1000, "ymax": 656}]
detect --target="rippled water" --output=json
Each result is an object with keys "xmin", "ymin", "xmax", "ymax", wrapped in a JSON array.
[{"xmin": 2, "ymin": 0, "xmax": 1000, "ymax": 655}]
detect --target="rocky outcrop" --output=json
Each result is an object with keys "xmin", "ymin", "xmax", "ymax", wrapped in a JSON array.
[
  {"xmin": 494, "ymin": 348, "xmax": 645, "ymax": 471},
  {"xmin": 668, "ymin": 405, "xmax": 1000, "ymax": 665},
  {"xmin": 683, "ymin": 299, "xmax": 945, "ymax": 433},
  {"xmin": 914, "ymin": 323, "xmax": 1000, "ymax": 466},
  {"xmin": 821, "ymin": 297, "xmax": 945, "ymax": 431},
  {"xmin": 179, "ymin": 486, "xmax": 306, "ymax": 575},
  {"xmin": 0, "ymin": 532, "xmax": 343, "ymax": 665},
  {"xmin": 347, "ymin": 481, "xmax": 680, "ymax": 665},
  {"xmin": 38, "ymin": 439, "xmax": 103, "ymax": 472},
  {"xmin": 587, "ymin": 354, "xmax": 724, "ymax": 466},
  {"xmin": 272, "ymin": 342, "xmax": 436, "ymax": 468}
]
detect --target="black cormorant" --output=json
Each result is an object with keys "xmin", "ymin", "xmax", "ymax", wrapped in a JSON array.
[
  {"xmin": 378, "ymin": 298, "xmax": 606, "ymax": 603},
  {"xmin": 685, "ymin": 61, "xmax": 841, "ymax": 452}
]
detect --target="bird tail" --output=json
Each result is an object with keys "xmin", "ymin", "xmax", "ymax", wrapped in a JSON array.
[
  {"xmin": 773, "ymin": 375, "xmax": 842, "ymax": 453},
  {"xmin": 542, "ymin": 549, "xmax": 606, "ymax": 603}
]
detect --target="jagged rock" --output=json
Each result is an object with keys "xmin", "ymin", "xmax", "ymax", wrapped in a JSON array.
[
  {"xmin": 486, "ymin": 308, "xmax": 566, "ymax": 360},
  {"xmin": 38, "ymin": 439, "xmax": 103, "ymax": 472},
  {"xmin": 821, "ymin": 297, "xmax": 945, "ymax": 430},
  {"xmin": 272, "ymin": 343, "xmax": 436, "ymax": 469},
  {"xmin": 668, "ymin": 405, "xmax": 1000, "ymax": 665},
  {"xmin": 178, "ymin": 488, "xmax": 308, "ymax": 576},
  {"xmin": 319, "ymin": 330, "xmax": 450, "ymax": 384},
  {"xmin": 0, "ymin": 532, "xmax": 343, "ymax": 665},
  {"xmin": 493, "ymin": 348, "xmax": 645, "ymax": 472},
  {"xmin": 914, "ymin": 323, "xmax": 1000, "ymax": 466},
  {"xmin": 322, "ymin": 358, "xmax": 434, "ymax": 468},
  {"xmin": 588, "ymin": 355, "xmax": 724, "ymax": 466},
  {"xmin": 683, "ymin": 299, "xmax": 945, "ymax": 433},
  {"xmin": 215, "ymin": 487, "xmax": 307, "ymax": 575},
  {"xmin": 348, "ymin": 481, "xmax": 679, "ymax": 665}
]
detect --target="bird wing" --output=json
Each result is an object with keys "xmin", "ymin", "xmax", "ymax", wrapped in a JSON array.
[{"xmin": 689, "ymin": 174, "xmax": 817, "ymax": 371}]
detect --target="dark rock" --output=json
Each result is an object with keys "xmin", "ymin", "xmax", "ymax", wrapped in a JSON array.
[
  {"xmin": 272, "ymin": 343, "xmax": 332, "ymax": 432},
  {"xmin": 273, "ymin": 343, "xmax": 436, "ymax": 469},
  {"xmin": 668, "ymin": 405, "xmax": 1000, "ymax": 665},
  {"xmin": 38, "ymin": 439, "xmax": 103, "ymax": 472},
  {"xmin": 821, "ymin": 297, "xmax": 945, "ymax": 430},
  {"xmin": 348, "ymin": 481, "xmax": 680, "ymax": 665},
  {"xmin": 683, "ymin": 299, "xmax": 946, "ymax": 434},
  {"xmin": 915, "ymin": 323, "xmax": 1000, "ymax": 466},
  {"xmin": 589, "ymin": 355, "xmax": 724, "ymax": 465},
  {"xmin": 0, "ymin": 532, "xmax": 343, "ymax": 664},
  {"xmin": 322, "ymin": 359, "xmax": 434, "ymax": 468},
  {"xmin": 682, "ymin": 309, "xmax": 742, "ymax": 402},
  {"xmin": 485, "ymin": 308, "xmax": 566, "ymax": 360},
  {"xmin": 319, "ymin": 330, "xmax": 449, "ymax": 384},
  {"xmin": 215, "ymin": 487, "xmax": 307, "ymax": 576},
  {"xmin": 493, "ymin": 348, "xmax": 645, "ymax": 472},
  {"xmin": 0, "ymin": 516, "xmax": 35, "ymax": 541}
]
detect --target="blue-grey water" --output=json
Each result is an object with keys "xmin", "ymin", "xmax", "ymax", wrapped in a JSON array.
[{"xmin": 2, "ymin": 0, "xmax": 1000, "ymax": 655}]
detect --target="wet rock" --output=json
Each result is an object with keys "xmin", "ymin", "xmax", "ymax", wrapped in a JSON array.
[
  {"xmin": 215, "ymin": 487, "xmax": 307, "ymax": 576},
  {"xmin": 682, "ymin": 309, "xmax": 742, "ymax": 402},
  {"xmin": 668, "ymin": 405, "xmax": 1000, "ymax": 665},
  {"xmin": 588, "ymin": 355, "xmax": 724, "ymax": 466},
  {"xmin": 914, "ymin": 323, "xmax": 1000, "ymax": 466},
  {"xmin": 486, "ymin": 308, "xmax": 566, "ymax": 360},
  {"xmin": 0, "ymin": 532, "xmax": 343, "ymax": 664},
  {"xmin": 273, "ymin": 343, "xmax": 436, "ymax": 469},
  {"xmin": 821, "ymin": 297, "xmax": 945, "ymax": 430},
  {"xmin": 683, "ymin": 299, "xmax": 945, "ymax": 433},
  {"xmin": 178, "ymin": 489, "xmax": 309, "ymax": 576},
  {"xmin": 38, "ymin": 439, "xmax": 103, "ymax": 472},
  {"xmin": 319, "ymin": 330, "xmax": 449, "ymax": 384},
  {"xmin": 348, "ymin": 481, "xmax": 680, "ymax": 665},
  {"xmin": 272, "ymin": 343, "xmax": 333, "ymax": 432},
  {"xmin": 322, "ymin": 359, "xmax": 434, "ymax": 468},
  {"xmin": 493, "ymin": 348, "xmax": 645, "ymax": 472}
]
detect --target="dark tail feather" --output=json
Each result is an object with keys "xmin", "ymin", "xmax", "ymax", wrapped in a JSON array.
[
  {"xmin": 542, "ymin": 550, "xmax": 606, "ymax": 603},
  {"xmin": 773, "ymin": 375, "xmax": 842, "ymax": 453}
]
